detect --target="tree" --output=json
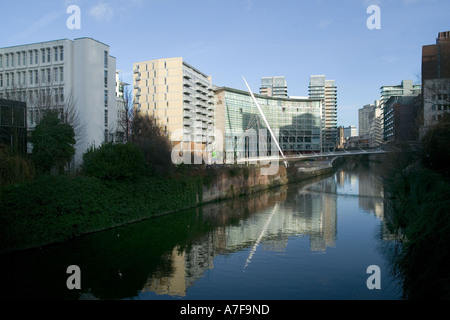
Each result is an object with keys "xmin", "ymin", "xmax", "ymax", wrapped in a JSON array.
[
  {"xmin": 30, "ymin": 110, "xmax": 76, "ymax": 174},
  {"xmin": 130, "ymin": 111, "xmax": 174, "ymax": 176},
  {"xmin": 421, "ymin": 112, "xmax": 450, "ymax": 179}
]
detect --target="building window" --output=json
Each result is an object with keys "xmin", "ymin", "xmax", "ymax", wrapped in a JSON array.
[
  {"xmin": 35, "ymin": 50, "xmax": 38, "ymax": 64},
  {"xmin": 0, "ymin": 74, "xmax": 3, "ymax": 87},
  {"xmin": 60, "ymin": 46, "xmax": 64, "ymax": 61},
  {"xmin": 104, "ymin": 70, "xmax": 108, "ymax": 87},
  {"xmin": 54, "ymin": 68, "xmax": 58, "ymax": 82},
  {"xmin": 29, "ymin": 51, "xmax": 33, "ymax": 65},
  {"xmin": 11, "ymin": 53, "xmax": 14, "ymax": 67},
  {"xmin": 104, "ymin": 90, "xmax": 108, "ymax": 108},
  {"xmin": 60, "ymin": 67, "xmax": 64, "ymax": 82},
  {"xmin": 47, "ymin": 68, "xmax": 51, "ymax": 83},
  {"xmin": 54, "ymin": 47, "xmax": 58, "ymax": 62},
  {"xmin": 17, "ymin": 52, "xmax": 21, "ymax": 66},
  {"xmin": 47, "ymin": 48, "xmax": 51, "ymax": 63},
  {"xmin": 104, "ymin": 51, "xmax": 108, "ymax": 68},
  {"xmin": 42, "ymin": 49, "xmax": 45, "ymax": 63},
  {"xmin": 104, "ymin": 110, "xmax": 108, "ymax": 127},
  {"xmin": 0, "ymin": 54, "xmax": 2, "ymax": 68}
]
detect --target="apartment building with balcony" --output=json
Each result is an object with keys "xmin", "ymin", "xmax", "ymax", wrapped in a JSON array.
[
  {"xmin": 0, "ymin": 38, "xmax": 118, "ymax": 165},
  {"xmin": 260, "ymin": 76, "xmax": 288, "ymax": 98},
  {"xmin": 133, "ymin": 57, "xmax": 215, "ymax": 155},
  {"xmin": 308, "ymin": 75, "xmax": 337, "ymax": 151}
]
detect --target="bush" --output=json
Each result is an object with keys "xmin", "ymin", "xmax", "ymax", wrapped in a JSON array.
[
  {"xmin": 0, "ymin": 145, "xmax": 35, "ymax": 187},
  {"xmin": 421, "ymin": 113, "xmax": 450, "ymax": 179},
  {"xmin": 82, "ymin": 143, "xmax": 145, "ymax": 181}
]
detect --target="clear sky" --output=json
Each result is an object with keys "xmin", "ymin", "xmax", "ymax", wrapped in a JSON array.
[{"xmin": 1, "ymin": 0, "xmax": 449, "ymax": 128}]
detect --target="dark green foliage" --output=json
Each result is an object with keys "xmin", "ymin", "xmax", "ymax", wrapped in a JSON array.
[
  {"xmin": 0, "ymin": 174, "xmax": 203, "ymax": 254},
  {"xmin": 0, "ymin": 145, "xmax": 35, "ymax": 187},
  {"xmin": 30, "ymin": 110, "xmax": 76, "ymax": 174},
  {"xmin": 421, "ymin": 113, "xmax": 450, "ymax": 179},
  {"xmin": 82, "ymin": 143, "xmax": 145, "ymax": 181},
  {"xmin": 386, "ymin": 168, "xmax": 450, "ymax": 300}
]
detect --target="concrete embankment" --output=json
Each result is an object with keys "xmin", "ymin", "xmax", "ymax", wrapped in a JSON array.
[{"xmin": 200, "ymin": 160, "xmax": 335, "ymax": 203}]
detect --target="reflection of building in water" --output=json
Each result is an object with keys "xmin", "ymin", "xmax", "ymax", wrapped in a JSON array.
[
  {"xmin": 297, "ymin": 178, "xmax": 337, "ymax": 252},
  {"xmin": 358, "ymin": 168, "xmax": 385, "ymax": 220},
  {"xmin": 142, "ymin": 178, "xmax": 338, "ymax": 296}
]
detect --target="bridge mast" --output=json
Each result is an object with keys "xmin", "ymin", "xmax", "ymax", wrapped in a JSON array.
[{"xmin": 242, "ymin": 76, "xmax": 286, "ymax": 159}]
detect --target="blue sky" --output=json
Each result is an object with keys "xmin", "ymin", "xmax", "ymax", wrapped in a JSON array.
[{"xmin": 1, "ymin": 0, "xmax": 449, "ymax": 128}]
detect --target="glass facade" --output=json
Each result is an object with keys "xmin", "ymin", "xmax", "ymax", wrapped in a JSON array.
[{"xmin": 217, "ymin": 88, "xmax": 322, "ymax": 162}]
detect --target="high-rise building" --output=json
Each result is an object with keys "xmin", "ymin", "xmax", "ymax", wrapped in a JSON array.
[
  {"xmin": 358, "ymin": 102, "xmax": 383, "ymax": 147},
  {"xmin": 308, "ymin": 75, "xmax": 337, "ymax": 151},
  {"xmin": 384, "ymin": 95, "xmax": 419, "ymax": 144},
  {"xmin": 343, "ymin": 126, "xmax": 357, "ymax": 140},
  {"xmin": 379, "ymin": 80, "xmax": 421, "ymax": 144},
  {"xmin": 0, "ymin": 38, "xmax": 118, "ymax": 165},
  {"xmin": 133, "ymin": 57, "xmax": 215, "ymax": 156},
  {"xmin": 421, "ymin": 31, "xmax": 450, "ymax": 134},
  {"xmin": 260, "ymin": 76, "xmax": 288, "ymax": 98}
]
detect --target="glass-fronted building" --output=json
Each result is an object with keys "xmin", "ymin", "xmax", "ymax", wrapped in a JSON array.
[{"xmin": 214, "ymin": 87, "xmax": 322, "ymax": 163}]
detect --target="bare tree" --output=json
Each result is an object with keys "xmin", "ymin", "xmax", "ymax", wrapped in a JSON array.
[
  {"xmin": 1, "ymin": 80, "xmax": 86, "ymax": 172},
  {"xmin": 116, "ymin": 83, "xmax": 134, "ymax": 143}
]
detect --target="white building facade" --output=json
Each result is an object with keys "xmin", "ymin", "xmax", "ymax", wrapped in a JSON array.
[{"xmin": 0, "ymin": 38, "xmax": 118, "ymax": 166}]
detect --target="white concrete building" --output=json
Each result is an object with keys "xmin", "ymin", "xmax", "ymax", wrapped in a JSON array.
[{"xmin": 0, "ymin": 38, "xmax": 118, "ymax": 166}]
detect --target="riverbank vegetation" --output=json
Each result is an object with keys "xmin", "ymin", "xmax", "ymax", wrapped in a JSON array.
[
  {"xmin": 384, "ymin": 114, "xmax": 450, "ymax": 300},
  {"xmin": 0, "ymin": 111, "xmax": 206, "ymax": 254}
]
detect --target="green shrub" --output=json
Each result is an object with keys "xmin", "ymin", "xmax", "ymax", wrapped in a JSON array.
[{"xmin": 82, "ymin": 143, "xmax": 145, "ymax": 181}]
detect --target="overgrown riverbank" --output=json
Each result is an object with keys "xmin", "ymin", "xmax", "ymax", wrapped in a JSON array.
[
  {"xmin": 0, "ymin": 161, "xmax": 335, "ymax": 255},
  {"xmin": 382, "ymin": 115, "xmax": 450, "ymax": 300},
  {"xmin": 0, "ymin": 173, "xmax": 202, "ymax": 254},
  {"xmin": 384, "ymin": 159, "xmax": 450, "ymax": 300}
]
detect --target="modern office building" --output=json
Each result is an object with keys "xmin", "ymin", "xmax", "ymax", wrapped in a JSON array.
[
  {"xmin": 384, "ymin": 95, "xmax": 419, "ymax": 144},
  {"xmin": 0, "ymin": 38, "xmax": 118, "ymax": 165},
  {"xmin": 308, "ymin": 75, "xmax": 337, "ymax": 151},
  {"xmin": 214, "ymin": 86, "xmax": 322, "ymax": 163},
  {"xmin": 358, "ymin": 102, "xmax": 383, "ymax": 147},
  {"xmin": 260, "ymin": 76, "xmax": 288, "ymax": 98},
  {"xmin": 0, "ymin": 98, "xmax": 27, "ymax": 155},
  {"xmin": 344, "ymin": 126, "xmax": 357, "ymax": 140},
  {"xmin": 379, "ymin": 80, "xmax": 420, "ymax": 144},
  {"xmin": 133, "ymin": 57, "xmax": 215, "ymax": 156},
  {"xmin": 422, "ymin": 31, "xmax": 450, "ymax": 134}
]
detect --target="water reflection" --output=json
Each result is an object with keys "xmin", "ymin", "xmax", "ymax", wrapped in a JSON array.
[{"xmin": 2, "ymin": 162, "xmax": 401, "ymax": 300}]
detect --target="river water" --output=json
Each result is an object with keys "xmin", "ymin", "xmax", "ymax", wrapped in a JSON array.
[{"xmin": 2, "ymin": 161, "xmax": 403, "ymax": 300}]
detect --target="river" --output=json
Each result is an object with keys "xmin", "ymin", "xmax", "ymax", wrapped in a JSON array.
[{"xmin": 2, "ymin": 161, "xmax": 402, "ymax": 300}]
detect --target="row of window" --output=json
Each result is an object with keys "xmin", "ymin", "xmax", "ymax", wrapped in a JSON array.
[
  {"xmin": 431, "ymin": 93, "xmax": 450, "ymax": 101},
  {"xmin": 0, "ymin": 87, "xmax": 65, "ymax": 105},
  {"xmin": 0, "ymin": 46, "xmax": 64, "ymax": 69},
  {"xmin": 0, "ymin": 68, "xmax": 64, "ymax": 88}
]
